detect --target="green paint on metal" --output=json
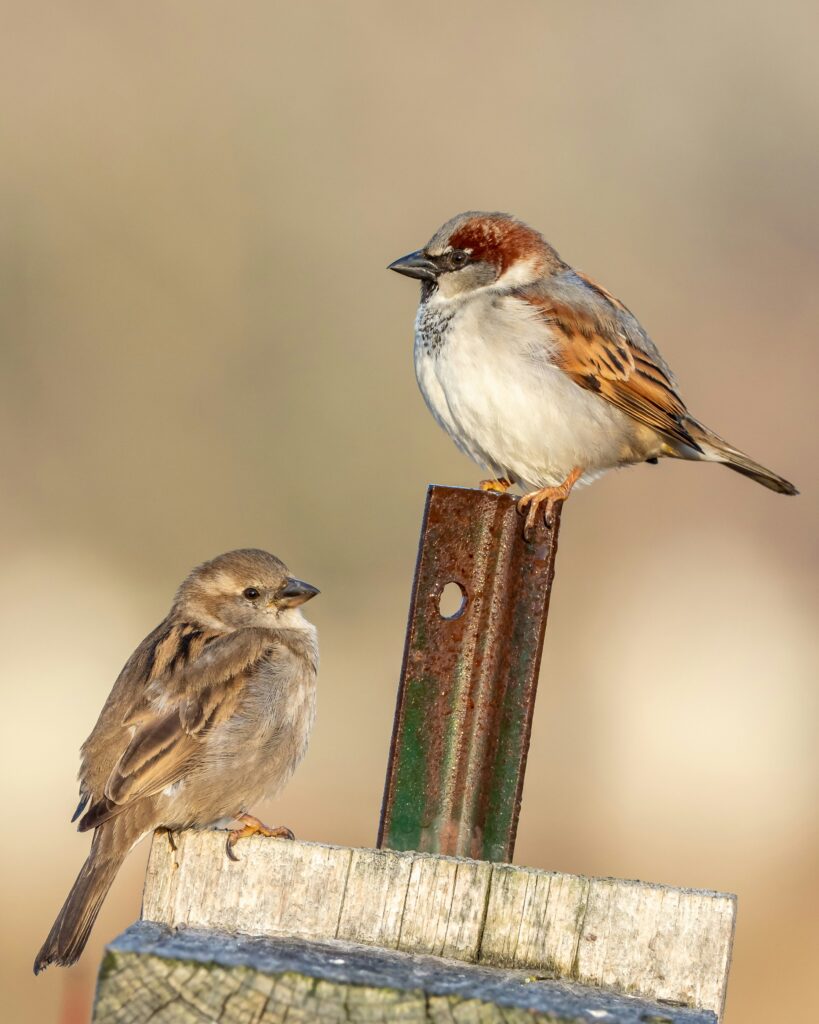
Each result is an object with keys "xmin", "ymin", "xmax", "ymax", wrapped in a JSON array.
[
  {"xmin": 387, "ymin": 677, "xmax": 433, "ymax": 848},
  {"xmin": 379, "ymin": 486, "xmax": 562, "ymax": 862}
]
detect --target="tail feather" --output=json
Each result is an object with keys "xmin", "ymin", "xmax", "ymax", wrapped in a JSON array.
[
  {"xmin": 33, "ymin": 832, "xmax": 126, "ymax": 974},
  {"xmin": 686, "ymin": 419, "xmax": 799, "ymax": 496}
]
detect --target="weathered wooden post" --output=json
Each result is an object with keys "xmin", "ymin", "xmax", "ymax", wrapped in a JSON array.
[{"xmin": 93, "ymin": 488, "xmax": 736, "ymax": 1024}]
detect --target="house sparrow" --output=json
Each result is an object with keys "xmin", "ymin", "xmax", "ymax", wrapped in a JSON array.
[
  {"xmin": 389, "ymin": 212, "xmax": 797, "ymax": 534},
  {"xmin": 34, "ymin": 548, "xmax": 319, "ymax": 974}
]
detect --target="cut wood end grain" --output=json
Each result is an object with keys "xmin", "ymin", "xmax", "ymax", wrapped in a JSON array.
[
  {"xmin": 95, "ymin": 922, "xmax": 720, "ymax": 1024},
  {"xmin": 140, "ymin": 830, "xmax": 735, "ymax": 1017}
]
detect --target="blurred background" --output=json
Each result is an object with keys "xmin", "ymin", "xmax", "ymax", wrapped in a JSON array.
[{"xmin": 1, "ymin": 3, "xmax": 816, "ymax": 1021}]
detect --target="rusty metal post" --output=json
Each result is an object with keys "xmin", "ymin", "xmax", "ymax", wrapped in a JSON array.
[{"xmin": 378, "ymin": 485, "xmax": 563, "ymax": 863}]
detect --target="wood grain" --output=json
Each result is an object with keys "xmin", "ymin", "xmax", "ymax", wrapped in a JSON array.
[
  {"xmin": 94, "ymin": 922, "xmax": 719, "ymax": 1024},
  {"xmin": 141, "ymin": 831, "xmax": 735, "ymax": 1016}
]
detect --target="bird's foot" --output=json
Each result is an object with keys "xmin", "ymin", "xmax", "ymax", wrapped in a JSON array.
[
  {"xmin": 226, "ymin": 814, "xmax": 295, "ymax": 862},
  {"xmin": 480, "ymin": 477, "xmax": 512, "ymax": 494},
  {"xmin": 517, "ymin": 467, "xmax": 582, "ymax": 539}
]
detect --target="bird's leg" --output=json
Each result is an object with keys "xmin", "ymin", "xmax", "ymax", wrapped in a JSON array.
[
  {"xmin": 480, "ymin": 477, "xmax": 513, "ymax": 494},
  {"xmin": 517, "ymin": 467, "xmax": 583, "ymax": 539},
  {"xmin": 226, "ymin": 814, "xmax": 295, "ymax": 862},
  {"xmin": 160, "ymin": 827, "xmax": 178, "ymax": 852}
]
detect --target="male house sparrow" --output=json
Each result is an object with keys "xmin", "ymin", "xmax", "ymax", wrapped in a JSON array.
[
  {"xmin": 34, "ymin": 549, "xmax": 319, "ymax": 974},
  {"xmin": 389, "ymin": 212, "xmax": 797, "ymax": 534}
]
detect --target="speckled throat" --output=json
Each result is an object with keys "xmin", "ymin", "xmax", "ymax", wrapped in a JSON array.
[{"xmin": 415, "ymin": 301, "xmax": 456, "ymax": 358}]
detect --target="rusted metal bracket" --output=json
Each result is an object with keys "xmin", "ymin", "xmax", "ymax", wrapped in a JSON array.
[{"xmin": 378, "ymin": 485, "xmax": 563, "ymax": 863}]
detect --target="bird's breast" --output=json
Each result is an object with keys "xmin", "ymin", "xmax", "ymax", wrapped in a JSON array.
[
  {"xmin": 415, "ymin": 301, "xmax": 457, "ymax": 358},
  {"xmin": 185, "ymin": 642, "xmax": 318, "ymax": 819},
  {"xmin": 413, "ymin": 293, "xmax": 643, "ymax": 487},
  {"xmin": 240, "ymin": 648, "xmax": 317, "ymax": 761}
]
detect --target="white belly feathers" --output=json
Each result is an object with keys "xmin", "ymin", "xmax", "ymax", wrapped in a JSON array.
[{"xmin": 414, "ymin": 292, "xmax": 638, "ymax": 489}]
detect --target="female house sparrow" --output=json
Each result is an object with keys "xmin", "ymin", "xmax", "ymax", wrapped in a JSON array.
[
  {"xmin": 34, "ymin": 549, "xmax": 319, "ymax": 974},
  {"xmin": 389, "ymin": 212, "xmax": 797, "ymax": 534}
]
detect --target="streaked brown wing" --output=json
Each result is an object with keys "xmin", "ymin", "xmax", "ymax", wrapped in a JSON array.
[
  {"xmin": 105, "ymin": 672, "xmax": 246, "ymax": 802},
  {"xmin": 77, "ymin": 626, "xmax": 276, "ymax": 831},
  {"xmin": 521, "ymin": 275, "xmax": 701, "ymax": 452}
]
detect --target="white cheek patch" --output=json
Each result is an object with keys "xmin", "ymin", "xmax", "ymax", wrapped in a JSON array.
[
  {"xmin": 429, "ymin": 256, "xmax": 543, "ymax": 305},
  {"xmin": 435, "ymin": 272, "xmax": 465, "ymax": 300},
  {"xmin": 495, "ymin": 256, "xmax": 543, "ymax": 289}
]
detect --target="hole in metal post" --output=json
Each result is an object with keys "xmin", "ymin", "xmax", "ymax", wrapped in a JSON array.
[{"xmin": 438, "ymin": 581, "xmax": 467, "ymax": 620}]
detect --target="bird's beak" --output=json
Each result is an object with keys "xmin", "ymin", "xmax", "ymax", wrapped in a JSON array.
[
  {"xmin": 276, "ymin": 578, "xmax": 320, "ymax": 607},
  {"xmin": 387, "ymin": 249, "xmax": 439, "ymax": 282}
]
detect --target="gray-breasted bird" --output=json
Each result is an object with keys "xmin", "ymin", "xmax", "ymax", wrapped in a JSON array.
[
  {"xmin": 389, "ymin": 212, "xmax": 797, "ymax": 534},
  {"xmin": 34, "ymin": 549, "xmax": 319, "ymax": 973}
]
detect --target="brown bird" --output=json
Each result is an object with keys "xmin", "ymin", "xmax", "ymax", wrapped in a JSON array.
[
  {"xmin": 389, "ymin": 212, "xmax": 797, "ymax": 535},
  {"xmin": 34, "ymin": 549, "xmax": 319, "ymax": 974}
]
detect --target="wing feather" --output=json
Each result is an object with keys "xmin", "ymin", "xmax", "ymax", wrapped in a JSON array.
[
  {"xmin": 77, "ymin": 625, "xmax": 276, "ymax": 831},
  {"xmin": 519, "ymin": 270, "xmax": 701, "ymax": 453}
]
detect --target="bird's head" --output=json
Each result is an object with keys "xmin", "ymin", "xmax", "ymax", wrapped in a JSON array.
[
  {"xmin": 388, "ymin": 212, "xmax": 562, "ymax": 301},
  {"xmin": 175, "ymin": 548, "xmax": 319, "ymax": 630}
]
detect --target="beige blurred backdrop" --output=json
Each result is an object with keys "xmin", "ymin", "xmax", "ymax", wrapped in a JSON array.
[{"xmin": 1, "ymin": 3, "xmax": 816, "ymax": 1022}]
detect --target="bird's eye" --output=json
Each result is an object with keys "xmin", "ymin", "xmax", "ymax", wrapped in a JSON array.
[
  {"xmin": 449, "ymin": 249, "xmax": 469, "ymax": 269},
  {"xmin": 242, "ymin": 587, "xmax": 260, "ymax": 600}
]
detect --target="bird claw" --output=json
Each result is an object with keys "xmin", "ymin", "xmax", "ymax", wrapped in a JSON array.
[
  {"xmin": 479, "ymin": 477, "xmax": 512, "ymax": 494},
  {"xmin": 518, "ymin": 498, "xmax": 557, "ymax": 541},
  {"xmin": 517, "ymin": 492, "xmax": 555, "ymax": 540},
  {"xmin": 517, "ymin": 468, "xmax": 583, "ymax": 540},
  {"xmin": 225, "ymin": 815, "xmax": 295, "ymax": 862}
]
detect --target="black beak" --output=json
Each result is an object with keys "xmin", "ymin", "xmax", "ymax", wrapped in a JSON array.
[
  {"xmin": 387, "ymin": 249, "xmax": 439, "ymax": 282},
  {"xmin": 277, "ymin": 578, "xmax": 320, "ymax": 607}
]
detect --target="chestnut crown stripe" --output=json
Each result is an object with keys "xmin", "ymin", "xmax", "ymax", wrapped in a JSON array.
[{"xmin": 447, "ymin": 216, "xmax": 559, "ymax": 274}]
